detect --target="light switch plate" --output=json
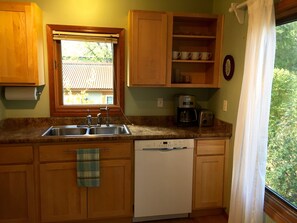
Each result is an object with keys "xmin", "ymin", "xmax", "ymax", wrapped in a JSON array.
[{"xmin": 157, "ymin": 98, "xmax": 163, "ymax": 108}]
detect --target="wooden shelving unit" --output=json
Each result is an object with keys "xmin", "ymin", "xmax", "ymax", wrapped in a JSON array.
[{"xmin": 168, "ymin": 13, "xmax": 224, "ymax": 88}]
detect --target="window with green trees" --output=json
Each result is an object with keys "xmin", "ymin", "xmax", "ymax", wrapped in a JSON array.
[{"xmin": 266, "ymin": 20, "xmax": 297, "ymax": 208}]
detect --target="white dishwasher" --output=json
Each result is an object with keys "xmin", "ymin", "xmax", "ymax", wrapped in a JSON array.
[{"xmin": 133, "ymin": 139, "xmax": 194, "ymax": 222}]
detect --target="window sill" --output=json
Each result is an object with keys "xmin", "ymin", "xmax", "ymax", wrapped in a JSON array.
[{"xmin": 264, "ymin": 187, "xmax": 297, "ymax": 223}]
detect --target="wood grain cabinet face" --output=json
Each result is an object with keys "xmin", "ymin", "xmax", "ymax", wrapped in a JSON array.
[
  {"xmin": 88, "ymin": 159, "xmax": 131, "ymax": 218},
  {"xmin": 128, "ymin": 10, "xmax": 168, "ymax": 86},
  {"xmin": 0, "ymin": 146, "xmax": 35, "ymax": 223},
  {"xmin": 0, "ymin": 2, "xmax": 44, "ymax": 86},
  {"xmin": 39, "ymin": 141, "xmax": 132, "ymax": 222},
  {"xmin": 193, "ymin": 139, "xmax": 227, "ymax": 209},
  {"xmin": 128, "ymin": 10, "xmax": 224, "ymax": 88},
  {"xmin": 40, "ymin": 162, "xmax": 87, "ymax": 222}
]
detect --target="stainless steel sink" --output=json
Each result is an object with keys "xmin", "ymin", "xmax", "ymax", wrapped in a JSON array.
[
  {"xmin": 89, "ymin": 125, "xmax": 130, "ymax": 135},
  {"xmin": 42, "ymin": 124, "xmax": 131, "ymax": 136},
  {"xmin": 42, "ymin": 125, "xmax": 88, "ymax": 136}
]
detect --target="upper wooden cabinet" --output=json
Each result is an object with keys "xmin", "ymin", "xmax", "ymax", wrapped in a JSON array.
[
  {"xmin": 0, "ymin": 2, "xmax": 45, "ymax": 86},
  {"xmin": 128, "ymin": 10, "xmax": 168, "ymax": 86},
  {"xmin": 128, "ymin": 10, "xmax": 223, "ymax": 88}
]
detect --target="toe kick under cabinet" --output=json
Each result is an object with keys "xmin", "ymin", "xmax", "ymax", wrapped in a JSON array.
[
  {"xmin": 128, "ymin": 10, "xmax": 224, "ymax": 88},
  {"xmin": 38, "ymin": 141, "xmax": 133, "ymax": 223}
]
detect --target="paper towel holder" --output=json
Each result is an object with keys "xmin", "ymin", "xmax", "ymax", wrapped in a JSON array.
[{"xmin": 3, "ymin": 86, "xmax": 43, "ymax": 101}]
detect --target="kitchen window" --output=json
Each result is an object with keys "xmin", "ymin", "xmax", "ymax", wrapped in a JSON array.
[
  {"xmin": 264, "ymin": 0, "xmax": 297, "ymax": 222},
  {"xmin": 46, "ymin": 24, "xmax": 125, "ymax": 116}
]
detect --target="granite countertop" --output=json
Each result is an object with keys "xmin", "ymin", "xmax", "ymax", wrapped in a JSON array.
[{"xmin": 0, "ymin": 116, "xmax": 232, "ymax": 144}]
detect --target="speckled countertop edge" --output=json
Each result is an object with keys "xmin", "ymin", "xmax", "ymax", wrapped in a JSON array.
[{"xmin": 0, "ymin": 116, "xmax": 232, "ymax": 144}]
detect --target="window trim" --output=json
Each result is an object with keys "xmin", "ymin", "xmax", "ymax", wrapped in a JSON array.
[
  {"xmin": 264, "ymin": 1, "xmax": 297, "ymax": 222},
  {"xmin": 46, "ymin": 24, "xmax": 125, "ymax": 117},
  {"xmin": 264, "ymin": 187, "xmax": 297, "ymax": 223}
]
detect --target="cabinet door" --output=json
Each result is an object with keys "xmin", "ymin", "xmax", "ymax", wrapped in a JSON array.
[
  {"xmin": 0, "ymin": 2, "xmax": 44, "ymax": 85},
  {"xmin": 88, "ymin": 160, "xmax": 132, "ymax": 218},
  {"xmin": 39, "ymin": 162, "xmax": 87, "ymax": 222},
  {"xmin": 129, "ymin": 10, "xmax": 168, "ymax": 86},
  {"xmin": 194, "ymin": 155, "xmax": 224, "ymax": 209},
  {"xmin": 0, "ymin": 165, "xmax": 35, "ymax": 223}
]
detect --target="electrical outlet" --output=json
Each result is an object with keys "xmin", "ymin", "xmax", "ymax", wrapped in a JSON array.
[
  {"xmin": 157, "ymin": 98, "xmax": 163, "ymax": 108},
  {"xmin": 223, "ymin": 100, "xmax": 228, "ymax": 112}
]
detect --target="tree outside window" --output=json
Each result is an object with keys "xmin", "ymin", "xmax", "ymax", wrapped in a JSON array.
[{"xmin": 266, "ymin": 21, "xmax": 297, "ymax": 208}]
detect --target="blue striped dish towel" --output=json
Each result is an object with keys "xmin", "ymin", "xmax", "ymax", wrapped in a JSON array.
[{"xmin": 76, "ymin": 148, "xmax": 100, "ymax": 187}]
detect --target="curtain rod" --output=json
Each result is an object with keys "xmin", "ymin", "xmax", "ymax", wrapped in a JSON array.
[
  {"xmin": 229, "ymin": 0, "xmax": 280, "ymax": 13},
  {"xmin": 228, "ymin": 0, "xmax": 253, "ymax": 24},
  {"xmin": 236, "ymin": 1, "xmax": 249, "ymax": 9},
  {"xmin": 228, "ymin": 0, "xmax": 250, "ymax": 13}
]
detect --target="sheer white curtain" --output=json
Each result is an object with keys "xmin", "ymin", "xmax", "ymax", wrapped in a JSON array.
[{"xmin": 228, "ymin": 0, "xmax": 275, "ymax": 222}]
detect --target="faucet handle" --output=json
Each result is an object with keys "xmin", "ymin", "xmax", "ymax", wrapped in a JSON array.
[
  {"xmin": 99, "ymin": 106, "xmax": 110, "ymax": 126},
  {"xmin": 100, "ymin": 105, "xmax": 109, "ymax": 111}
]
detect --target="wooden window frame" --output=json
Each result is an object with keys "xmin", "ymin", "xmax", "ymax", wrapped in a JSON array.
[
  {"xmin": 46, "ymin": 24, "xmax": 125, "ymax": 117},
  {"xmin": 264, "ymin": 187, "xmax": 297, "ymax": 223},
  {"xmin": 264, "ymin": 1, "xmax": 297, "ymax": 222}
]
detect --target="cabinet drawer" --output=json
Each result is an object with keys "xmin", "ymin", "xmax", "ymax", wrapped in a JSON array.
[
  {"xmin": 196, "ymin": 139, "xmax": 225, "ymax": 155},
  {"xmin": 0, "ymin": 146, "xmax": 33, "ymax": 164},
  {"xmin": 39, "ymin": 141, "xmax": 132, "ymax": 162}
]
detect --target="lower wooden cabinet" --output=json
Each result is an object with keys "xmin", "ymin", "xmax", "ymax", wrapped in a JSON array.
[
  {"xmin": 0, "ymin": 146, "xmax": 35, "ymax": 223},
  {"xmin": 193, "ymin": 139, "xmax": 228, "ymax": 210},
  {"xmin": 39, "ymin": 141, "xmax": 132, "ymax": 222},
  {"xmin": 87, "ymin": 160, "xmax": 131, "ymax": 219},
  {"xmin": 40, "ymin": 162, "xmax": 87, "ymax": 222}
]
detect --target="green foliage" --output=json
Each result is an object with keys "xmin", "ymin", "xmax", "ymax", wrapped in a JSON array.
[
  {"xmin": 61, "ymin": 40, "xmax": 113, "ymax": 63},
  {"xmin": 275, "ymin": 22, "xmax": 297, "ymax": 72},
  {"xmin": 266, "ymin": 21, "xmax": 297, "ymax": 208},
  {"xmin": 266, "ymin": 68, "xmax": 297, "ymax": 207},
  {"xmin": 60, "ymin": 40, "xmax": 113, "ymax": 105}
]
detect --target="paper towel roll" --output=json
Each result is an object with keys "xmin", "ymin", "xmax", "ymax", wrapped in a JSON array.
[{"xmin": 5, "ymin": 87, "xmax": 38, "ymax": 100}]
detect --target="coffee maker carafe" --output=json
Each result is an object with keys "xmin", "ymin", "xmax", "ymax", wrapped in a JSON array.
[{"xmin": 176, "ymin": 95, "xmax": 198, "ymax": 126}]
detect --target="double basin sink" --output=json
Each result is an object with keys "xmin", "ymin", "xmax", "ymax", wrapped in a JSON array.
[{"xmin": 42, "ymin": 124, "xmax": 131, "ymax": 136}]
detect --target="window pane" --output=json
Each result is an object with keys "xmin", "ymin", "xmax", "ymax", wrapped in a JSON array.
[
  {"xmin": 61, "ymin": 40, "xmax": 114, "ymax": 105},
  {"xmin": 266, "ymin": 21, "xmax": 297, "ymax": 208}
]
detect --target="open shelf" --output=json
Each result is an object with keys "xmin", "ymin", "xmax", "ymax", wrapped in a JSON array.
[{"xmin": 168, "ymin": 13, "xmax": 224, "ymax": 88}]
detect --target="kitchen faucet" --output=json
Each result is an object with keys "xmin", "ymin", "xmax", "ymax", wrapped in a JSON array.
[
  {"xmin": 86, "ymin": 114, "xmax": 92, "ymax": 127},
  {"xmin": 100, "ymin": 106, "xmax": 110, "ymax": 126},
  {"xmin": 97, "ymin": 113, "xmax": 102, "ymax": 126}
]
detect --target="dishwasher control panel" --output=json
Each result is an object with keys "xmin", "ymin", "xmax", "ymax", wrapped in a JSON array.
[{"xmin": 134, "ymin": 139, "xmax": 194, "ymax": 151}]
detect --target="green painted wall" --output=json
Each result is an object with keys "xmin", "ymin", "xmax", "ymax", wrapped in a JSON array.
[
  {"xmin": 211, "ymin": 0, "xmax": 248, "ymax": 212},
  {"xmin": 0, "ymin": 0, "xmax": 214, "ymax": 118}
]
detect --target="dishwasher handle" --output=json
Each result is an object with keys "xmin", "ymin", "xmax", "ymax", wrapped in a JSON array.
[{"xmin": 142, "ymin": 147, "xmax": 188, "ymax": 151}]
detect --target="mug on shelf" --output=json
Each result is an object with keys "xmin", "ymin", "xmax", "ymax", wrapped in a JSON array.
[
  {"xmin": 201, "ymin": 52, "xmax": 212, "ymax": 60},
  {"xmin": 191, "ymin": 52, "xmax": 201, "ymax": 60},
  {"xmin": 180, "ymin": 51, "xmax": 192, "ymax": 60},
  {"xmin": 172, "ymin": 51, "xmax": 181, "ymax": 60}
]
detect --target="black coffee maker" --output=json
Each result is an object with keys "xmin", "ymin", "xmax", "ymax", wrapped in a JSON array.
[{"xmin": 176, "ymin": 95, "xmax": 198, "ymax": 126}]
